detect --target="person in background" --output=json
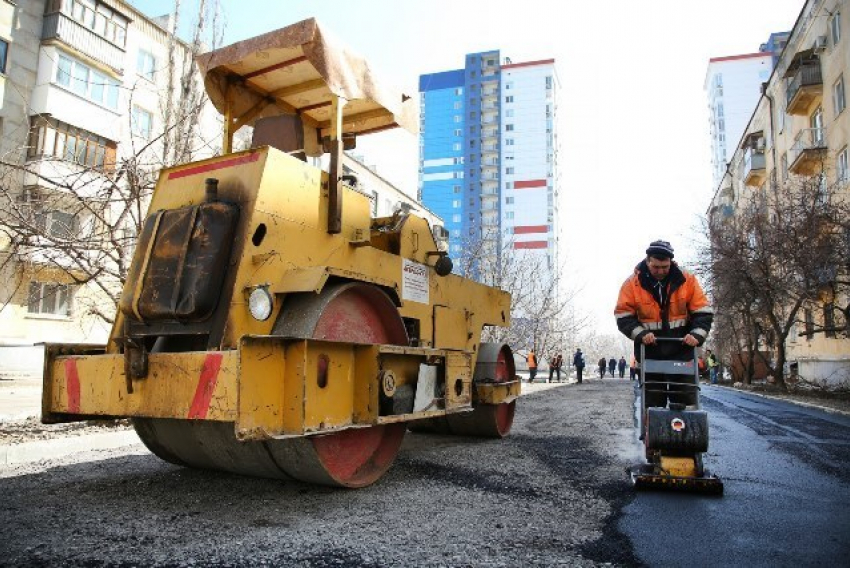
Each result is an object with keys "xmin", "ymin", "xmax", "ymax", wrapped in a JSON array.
[
  {"xmin": 629, "ymin": 355, "xmax": 637, "ymax": 380},
  {"xmin": 547, "ymin": 352, "xmax": 563, "ymax": 383},
  {"xmin": 608, "ymin": 357, "xmax": 617, "ymax": 378},
  {"xmin": 598, "ymin": 357, "xmax": 606, "ymax": 379},
  {"xmin": 618, "ymin": 356, "xmax": 627, "ymax": 378},
  {"xmin": 527, "ymin": 349, "xmax": 538, "ymax": 384},
  {"xmin": 573, "ymin": 349, "xmax": 585, "ymax": 384},
  {"xmin": 707, "ymin": 349, "xmax": 719, "ymax": 384}
]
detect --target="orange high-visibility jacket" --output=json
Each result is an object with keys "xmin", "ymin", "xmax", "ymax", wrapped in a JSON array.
[{"xmin": 614, "ymin": 261, "xmax": 713, "ymax": 343}]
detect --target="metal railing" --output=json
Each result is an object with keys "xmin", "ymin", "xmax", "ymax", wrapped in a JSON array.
[
  {"xmin": 789, "ymin": 127, "xmax": 827, "ymax": 166},
  {"xmin": 786, "ymin": 62, "xmax": 823, "ymax": 107},
  {"xmin": 743, "ymin": 148, "xmax": 766, "ymax": 177},
  {"xmin": 42, "ymin": 12, "xmax": 125, "ymax": 73}
]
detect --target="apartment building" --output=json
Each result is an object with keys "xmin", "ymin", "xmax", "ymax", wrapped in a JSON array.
[
  {"xmin": 708, "ymin": 0, "xmax": 849, "ymax": 385},
  {"xmin": 705, "ymin": 32, "xmax": 790, "ymax": 189},
  {"xmin": 418, "ymin": 52, "xmax": 558, "ymax": 282},
  {"xmin": 0, "ymin": 0, "xmax": 220, "ymax": 374}
]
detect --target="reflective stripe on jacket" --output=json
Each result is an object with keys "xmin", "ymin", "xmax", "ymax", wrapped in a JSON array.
[{"xmin": 614, "ymin": 261, "xmax": 713, "ymax": 343}]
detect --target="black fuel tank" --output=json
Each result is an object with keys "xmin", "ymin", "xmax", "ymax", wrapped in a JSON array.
[{"xmin": 119, "ymin": 201, "xmax": 239, "ymax": 323}]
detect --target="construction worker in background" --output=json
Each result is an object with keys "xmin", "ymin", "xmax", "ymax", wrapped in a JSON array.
[
  {"xmin": 526, "ymin": 349, "xmax": 538, "ymax": 384},
  {"xmin": 614, "ymin": 239, "xmax": 714, "ymax": 408},
  {"xmin": 573, "ymin": 349, "xmax": 585, "ymax": 384}
]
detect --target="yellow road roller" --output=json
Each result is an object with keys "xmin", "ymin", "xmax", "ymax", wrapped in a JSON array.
[{"xmin": 41, "ymin": 18, "xmax": 518, "ymax": 488}]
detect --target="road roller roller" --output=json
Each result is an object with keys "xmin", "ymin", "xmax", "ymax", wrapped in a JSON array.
[
  {"xmin": 40, "ymin": 18, "xmax": 519, "ymax": 488},
  {"xmin": 627, "ymin": 339, "xmax": 723, "ymax": 495}
]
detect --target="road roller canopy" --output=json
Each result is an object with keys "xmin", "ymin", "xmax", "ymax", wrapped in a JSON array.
[{"xmin": 196, "ymin": 18, "xmax": 418, "ymax": 153}]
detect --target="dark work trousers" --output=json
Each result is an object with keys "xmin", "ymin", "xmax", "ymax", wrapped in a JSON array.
[
  {"xmin": 576, "ymin": 367, "xmax": 583, "ymax": 383},
  {"xmin": 529, "ymin": 367, "xmax": 537, "ymax": 383}
]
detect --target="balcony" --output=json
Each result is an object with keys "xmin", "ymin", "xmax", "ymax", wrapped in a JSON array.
[
  {"xmin": 42, "ymin": 12, "xmax": 125, "ymax": 73},
  {"xmin": 789, "ymin": 128, "xmax": 827, "ymax": 175},
  {"xmin": 743, "ymin": 149, "xmax": 767, "ymax": 187},
  {"xmin": 785, "ymin": 60, "xmax": 822, "ymax": 115}
]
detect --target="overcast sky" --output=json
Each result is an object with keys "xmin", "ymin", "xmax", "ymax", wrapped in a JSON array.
[{"xmin": 136, "ymin": 0, "xmax": 806, "ymax": 332}]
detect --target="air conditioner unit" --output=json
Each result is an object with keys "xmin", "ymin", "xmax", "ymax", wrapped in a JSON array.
[{"xmin": 813, "ymin": 35, "xmax": 828, "ymax": 53}]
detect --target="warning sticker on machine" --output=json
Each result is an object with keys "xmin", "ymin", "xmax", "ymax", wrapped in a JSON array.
[{"xmin": 402, "ymin": 259, "xmax": 429, "ymax": 304}]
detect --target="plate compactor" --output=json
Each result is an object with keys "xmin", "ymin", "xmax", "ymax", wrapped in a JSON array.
[{"xmin": 628, "ymin": 338, "xmax": 723, "ymax": 495}]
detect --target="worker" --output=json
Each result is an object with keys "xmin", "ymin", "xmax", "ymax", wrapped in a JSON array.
[
  {"xmin": 548, "ymin": 353, "xmax": 563, "ymax": 383},
  {"xmin": 527, "ymin": 350, "xmax": 538, "ymax": 383},
  {"xmin": 614, "ymin": 239, "xmax": 713, "ymax": 408},
  {"xmin": 706, "ymin": 349, "xmax": 719, "ymax": 384},
  {"xmin": 597, "ymin": 357, "xmax": 606, "ymax": 379},
  {"xmin": 573, "ymin": 349, "xmax": 585, "ymax": 384},
  {"xmin": 618, "ymin": 356, "xmax": 627, "ymax": 378}
]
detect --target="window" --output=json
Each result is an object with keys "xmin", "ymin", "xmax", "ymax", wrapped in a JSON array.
[
  {"xmin": 505, "ymin": 109, "xmax": 514, "ymax": 117},
  {"xmin": 454, "ymin": 115, "xmax": 461, "ymax": 123},
  {"xmin": 453, "ymin": 157, "xmax": 464, "ymax": 165},
  {"xmin": 55, "ymin": 54, "xmax": 120, "ymax": 109},
  {"xmin": 28, "ymin": 282, "xmax": 72, "ymax": 316},
  {"xmin": 505, "ymin": 167, "xmax": 514, "ymax": 174},
  {"xmin": 831, "ymin": 11, "xmax": 841, "ymax": 45},
  {"xmin": 27, "ymin": 117, "xmax": 115, "ymax": 171},
  {"xmin": 137, "ymin": 49, "xmax": 156, "ymax": 81},
  {"xmin": 824, "ymin": 303, "xmax": 836, "ymax": 338},
  {"xmin": 453, "ymin": 185, "xmax": 461, "ymax": 194},
  {"xmin": 452, "ymin": 200, "xmax": 460, "ymax": 208},
  {"xmin": 453, "ymin": 101, "xmax": 462, "ymax": 110},
  {"xmin": 505, "ymin": 196, "xmax": 514, "ymax": 205},
  {"xmin": 837, "ymin": 147, "xmax": 848, "ymax": 185},
  {"xmin": 545, "ymin": 76, "xmax": 553, "ymax": 89},
  {"xmin": 804, "ymin": 309, "xmax": 814, "ymax": 338},
  {"xmin": 505, "ymin": 211, "xmax": 514, "ymax": 220},
  {"xmin": 370, "ymin": 191, "xmax": 378, "ymax": 216},
  {"xmin": 452, "ymin": 214, "xmax": 461, "ymax": 223},
  {"xmin": 131, "ymin": 106, "xmax": 153, "ymax": 139},
  {"xmin": 454, "ymin": 87, "xmax": 463, "ymax": 96},
  {"xmin": 454, "ymin": 129, "xmax": 462, "ymax": 136},
  {"xmin": 452, "ymin": 143, "xmax": 461, "ymax": 151},
  {"xmin": 505, "ymin": 82, "xmax": 513, "ymax": 90},
  {"xmin": 833, "ymin": 75, "xmax": 845, "ymax": 116},
  {"xmin": 0, "ymin": 38, "xmax": 8, "ymax": 74},
  {"xmin": 505, "ymin": 139, "xmax": 514, "ymax": 146},
  {"xmin": 505, "ymin": 95, "xmax": 513, "ymax": 103},
  {"xmin": 505, "ymin": 124, "xmax": 514, "ymax": 131}
]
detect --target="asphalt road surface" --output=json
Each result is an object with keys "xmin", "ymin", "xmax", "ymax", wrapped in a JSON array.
[
  {"xmin": 2, "ymin": 380, "xmax": 849, "ymax": 566},
  {"xmin": 620, "ymin": 384, "xmax": 850, "ymax": 567}
]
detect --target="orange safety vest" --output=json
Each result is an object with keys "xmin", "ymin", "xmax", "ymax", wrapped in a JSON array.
[
  {"xmin": 527, "ymin": 352, "xmax": 537, "ymax": 368},
  {"xmin": 615, "ymin": 264, "xmax": 712, "ymax": 341}
]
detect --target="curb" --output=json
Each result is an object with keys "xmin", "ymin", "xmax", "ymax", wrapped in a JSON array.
[{"xmin": 0, "ymin": 430, "xmax": 142, "ymax": 468}]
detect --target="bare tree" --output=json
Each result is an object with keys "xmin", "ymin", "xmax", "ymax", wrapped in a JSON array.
[
  {"xmin": 699, "ymin": 173, "xmax": 850, "ymax": 388},
  {"xmin": 454, "ymin": 228, "xmax": 589, "ymax": 361},
  {"xmin": 0, "ymin": 3, "xmax": 224, "ymax": 327}
]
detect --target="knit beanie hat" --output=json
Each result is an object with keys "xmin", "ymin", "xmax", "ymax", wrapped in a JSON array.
[{"xmin": 646, "ymin": 239, "xmax": 674, "ymax": 259}]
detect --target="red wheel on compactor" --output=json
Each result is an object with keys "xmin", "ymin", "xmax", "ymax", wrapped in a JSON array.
[
  {"xmin": 410, "ymin": 342, "xmax": 516, "ymax": 438},
  {"xmin": 133, "ymin": 282, "xmax": 408, "ymax": 488}
]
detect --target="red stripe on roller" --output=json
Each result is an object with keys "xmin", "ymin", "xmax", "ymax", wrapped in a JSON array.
[
  {"xmin": 64, "ymin": 359, "xmax": 81, "ymax": 413},
  {"xmin": 168, "ymin": 153, "xmax": 260, "ymax": 180},
  {"xmin": 513, "ymin": 225, "xmax": 548, "ymax": 234},
  {"xmin": 513, "ymin": 179, "xmax": 546, "ymax": 189},
  {"xmin": 188, "ymin": 353, "xmax": 223, "ymax": 419},
  {"xmin": 514, "ymin": 241, "xmax": 548, "ymax": 249}
]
